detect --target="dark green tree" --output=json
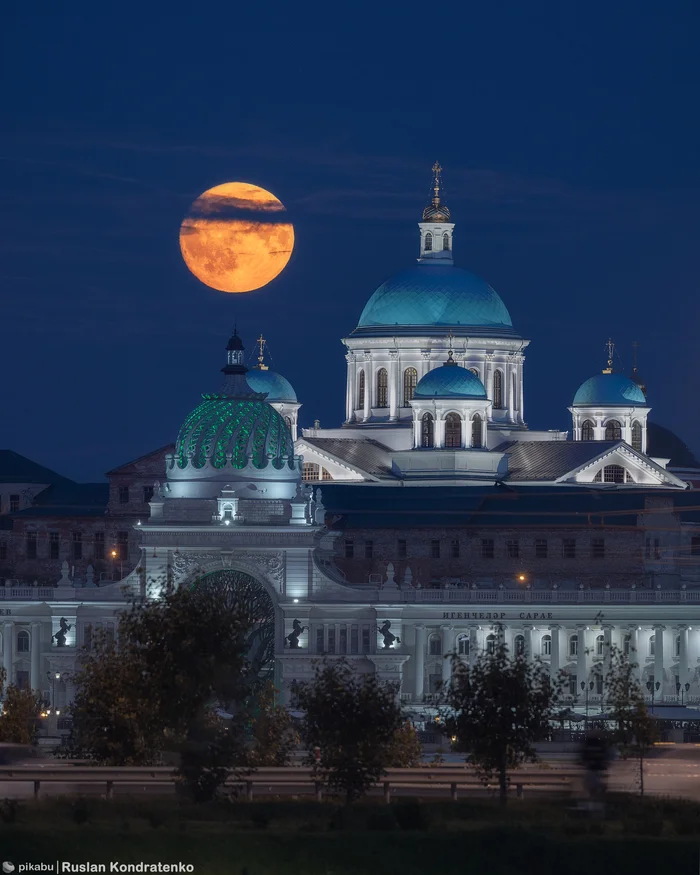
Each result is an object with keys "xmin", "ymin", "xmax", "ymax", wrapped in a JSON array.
[
  {"xmin": 385, "ymin": 720, "xmax": 423, "ymax": 767},
  {"xmin": 295, "ymin": 659, "xmax": 405, "ymax": 804},
  {"xmin": 443, "ymin": 639, "xmax": 561, "ymax": 803},
  {"xmin": 246, "ymin": 681, "xmax": 299, "ymax": 767},
  {"xmin": 604, "ymin": 644, "xmax": 657, "ymax": 796},
  {"xmin": 0, "ymin": 667, "xmax": 42, "ymax": 745}
]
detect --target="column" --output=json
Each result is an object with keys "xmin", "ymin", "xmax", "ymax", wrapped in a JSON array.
[
  {"xmin": 523, "ymin": 625, "xmax": 534, "ymax": 663},
  {"xmin": 441, "ymin": 625, "xmax": 453, "ymax": 687},
  {"xmin": 388, "ymin": 351, "xmax": 399, "ymax": 422},
  {"xmin": 678, "ymin": 625, "xmax": 689, "ymax": 687},
  {"xmin": 577, "ymin": 625, "xmax": 587, "ymax": 691},
  {"xmin": 518, "ymin": 356, "xmax": 525, "ymax": 424},
  {"xmin": 654, "ymin": 624, "xmax": 665, "ymax": 698},
  {"xmin": 413, "ymin": 415, "xmax": 421, "ymax": 449},
  {"xmin": 627, "ymin": 625, "xmax": 640, "ymax": 678},
  {"xmin": 419, "ymin": 351, "xmax": 431, "ymax": 380},
  {"xmin": 435, "ymin": 414, "xmax": 445, "ymax": 449},
  {"xmin": 30, "ymin": 622, "xmax": 41, "ymax": 692},
  {"xmin": 485, "ymin": 356, "xmax": 493, "ymax": 414},
  {"xmin": 2, "ymin": 622, "xmax": 12, "ymax": 686},
  {"xmin": 363, "ymin": 357, "xmax": 371, "ymax": 422},
  {"xmin": 603, "ymin": 624, "xmax": 613, "ymax": 676},
  {"xmin": 414, "ymin": 625, "xmax": 425, "ymax": 701},
  {"xmin": 506, "ymin": 360, "xmax": 515, "ymax": 422},
  {"xmin": 549, "ymin": 625, "xmax": 560, "ymax": 677},
  {"xmin": 345, "ymin": 354, "xmax": 356, "ymax": 423}
]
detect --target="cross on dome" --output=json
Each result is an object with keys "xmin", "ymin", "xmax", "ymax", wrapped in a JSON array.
[{"xmin": 422, "ymin": 160, "xmax": 451, "ymax": 222}]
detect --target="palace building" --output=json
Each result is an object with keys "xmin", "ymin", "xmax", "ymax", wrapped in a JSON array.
[{"xmin": 3, "ymin": 164, "xmax": 700, "ymax": 726}]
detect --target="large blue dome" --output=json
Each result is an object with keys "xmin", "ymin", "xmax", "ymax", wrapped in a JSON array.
[
  {"xmin": 573, "ymin": 373, "xmax": 647, "ymax": 407},
  {"xmin": 414, "ymin": 363, "xmax": 487, "ymax": 399},
  {"xmin": 355, "ymin": 264, "xmax": 514, "ymax": 335},
  {"xmin": 246, "ymin": 369, "xmax": 297, "ymax": 403}
]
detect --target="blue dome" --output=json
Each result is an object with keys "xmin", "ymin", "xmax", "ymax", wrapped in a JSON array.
[
  {"xmin": 573, "ymin": 373, "xmax": 647, "ymax": 407},
  {"xmin": 246, "ymin": 369, "xmax": 297, "ymax": 402},
  {"xmin": 355, "ymin": 264, "xmax": 513, "ymax": 334},
  {"xmin": 414, "ymin": 363, "xmax": 487, "ymax": 399}
]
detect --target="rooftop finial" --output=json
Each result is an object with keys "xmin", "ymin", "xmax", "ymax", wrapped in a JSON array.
[
  {"xmin": 445, "ymin": 328, "xmax": 456, "ymax": 365},
  {"xmin": 602, "ymin": 338, "xmax": 615, "ymax": 374},
  {"xmin": 255, "ymin": 333, "xmax": 269, "ymax": 371},
  {"xmin": 432, "ymin": 161, "xmax": 442, "ymax": 205},
  {"xmin": 422, "ymin": 162, "xmax": 451, "ymax": 222}
]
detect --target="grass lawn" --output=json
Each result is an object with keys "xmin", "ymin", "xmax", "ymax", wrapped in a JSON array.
[{"xmin": 2, "ymin": 797, "xmax": 700, "ymax": 874}]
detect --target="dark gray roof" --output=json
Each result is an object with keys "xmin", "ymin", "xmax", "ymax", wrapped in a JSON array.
[
  {"xmin": 0, "ymin": 450, "xmax": 71, "ymax": 485},
  {"xmin": 496, "ymin": 441, "xmax": 621, "ymax": 481},
  {"xmin": 647, "ymin": 422, "xmax": 700, "ymax": 470},
  {"xmin": 300, "ymin": 438, "xmax": 394, "ymax": 478},
  {"xmin": 11, "ymin": 483, "xmax": 109, "ymax": 518}
]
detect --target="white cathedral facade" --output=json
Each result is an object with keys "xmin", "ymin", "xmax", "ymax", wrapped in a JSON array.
[{"xmin": 4, "ymin": 165, "xmax": 700, "ymax": 728}]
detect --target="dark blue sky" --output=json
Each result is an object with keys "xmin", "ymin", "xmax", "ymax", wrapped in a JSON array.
[{"xmin": 2, "ymin": 3, "xmax": 699, "ymax": 481}]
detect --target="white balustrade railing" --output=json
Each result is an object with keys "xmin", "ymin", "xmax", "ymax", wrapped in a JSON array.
[{"xmin": 374, "ymin": 587, "xmax": 700, "ymax": 605}]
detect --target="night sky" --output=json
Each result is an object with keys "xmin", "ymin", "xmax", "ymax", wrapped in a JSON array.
[{"xmin": 2, "ymin": 4, "xmax": 699, "ymax": 482}]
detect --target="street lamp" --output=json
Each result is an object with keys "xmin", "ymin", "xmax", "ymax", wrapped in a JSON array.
[
  {"xmin": 676, "ymin": 682, "xmax": 691, "ymax": 707},
  {"xmin": 111, "ymin": 548, "xmax": 123, "ymax": 580},
  {"xmin": 646, "ymin": 680, "xmax": 661, "ymax": 713}
]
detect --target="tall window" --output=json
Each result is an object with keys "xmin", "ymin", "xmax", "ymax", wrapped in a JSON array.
[
  {"xmin": 493, "ymin": 370, "xmax": 504, "ymax": 409},
  {"xmin": 542, "ymin": 635, "xmax": 552, "ymax": 656},
  {"xmin": 442, "ymin": 232, "xmax": 450, "ymax": 251},
  {"xmin": 512, "ymin": 372, "xmax": 517, "ymax": 410},
  {"xmin": 486, "ymin": 634, "xmax": 496, "ymax": 655},
  {"xmin": 376, "ymin": 368, "xmax": 388, "ymax": 408},
  {"xmin": 569, "ymin": 634, "xmax": 578, "ymax": 657},
  {"xmin": 581, "ymin": 420, "xmax": 594, "ymax": 441},
  {"xmin": 9, "ymin": 494, "xmax": 19, "ymax": 512},
  {"xmin": 344, "ymin": 539, "xmax": 354, "ymax": 559},
  {"xmin": 403, "ymin": 368, "xmax": 417, "ymax": 405},
  {"xmin": 649, "ymin": 633, "xmax": 655, "ymax": 657},
  {"xmin": 457, "ymin": 634, "xmax": 469, "ymax": 656},
  {"xmin": 471, "ymin": 413, "xmax": 482, "ymax": 448},
  {"xmin": 17, "ymin": 630, "xmax": 30, "ymax": 653},
  {"xmin": 675, "ymin": 635, "xmax": 681, "ymax": 658},
  {"xmin": 143, "ymin": 485, "xmax": 154, "ymax": 503},
  {"xmin": 397, "ymin": 539, "xmax": 407, "ymax": 559},
  {"xmin": 603, "ymin": 464, "xmax": 625, "ymax": 483},
  {"xmin": 514, "ymin": 634, "xmax": 525, "ymax": 656},
  {"xmin": 591, "ymin": 538, "xmax": 605, "ymax": 559},
  {"xmin": 605, "ymin": 419, "xmax": 622, "ymax": 441},
  {"xmin": 506, "ymin": 539, "xmax": 519, "ymax": 559},
  {"xmin": 425, "ymin": 231, "xmax": 433, "ymax": 251},
  {"xmin": 429, "ymin": 634, "xmax": 441, "ymax": 655},
  {"xmin": 631, "ymin": 420, "xmax": 642, "ymax": 451},
  {"xmin": 72, "ymin": 532, "xmax": 82, "ymax": 560},
  {"xmin": 364, "ymin": 540, "xmax": 374, "ymax": 559},
  {"xmin": 445, "ymin": 413, "xmax": 461, "ymax": 448},
  {"xmin": 117, "ymin": 531, "xmax": 129, "ymax": 561},
  {"xmin": 562, "ymin": 538, "xmax": 576, "ymax": 559},
  {"xmin": 450, "ymin": 539, "xmax": 460, "ymax": 559},
  {"xmin": 284, "ymin": 415, "xmax": 293, "ymax": 432},
  {"xmin": 118, "ymin": 486, "xmax": 129, "ymax": 504},
  {"xmin": 691, "ymin": 535, "xmax": 700, "ymax": 556},
  {"xmin": 49, "ymin": 531, "xmax": 60, "ymax": 560},
  {"xmin": 596, "ymin": 635, "xmax": 604, "ymax": 657},
  {"xmin": 358, "ymin": 370, "xmax": 365, "ymax": 409},
  {"xmin": 535, "ymin": 538, "xmax": 548, "ymax": 559},
  {"xmin": 430, "ymin": 539, "xmax": 441, "ymax": 559},
  {"xmin": 94, "ymin": 531, "xmax": 104, "ymax": 562},
  {"xmin": 421, "ymin": 412, "xmax": 434, "ymax": 448},
  {"xmin": 26, "ymin": 531, "xmax": 37, "ymax": 559},
  {"xmin": 481, "ymin": 539, "xmax": 495, "ymax": 559}
]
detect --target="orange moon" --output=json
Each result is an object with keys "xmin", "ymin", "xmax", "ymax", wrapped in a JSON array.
[{"xmin": 179, "ymin": 182, "xmax": 294, "ymax": 293}]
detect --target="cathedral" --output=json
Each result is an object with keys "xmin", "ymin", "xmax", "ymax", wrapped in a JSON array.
[{"xmin": 3, "ymin": 164, "xmax": 700, "ymax": 730}]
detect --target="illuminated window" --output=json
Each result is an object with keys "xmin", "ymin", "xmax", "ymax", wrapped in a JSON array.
[
  {"xmin": 569, "ymin": 635, "xmax": 578, "ymax": 657},
  {"xmin": 358, "ymin": 370, "xmax": 365, "ymax": 409},
  {"xmin": 631, "ymin": 421, "xmax": 642, "ymax": 452},
  {"xmin": 493, "ymin": 370, "xmax": 504, "ymax": 409},
  {"xmin": 605, "ymin": 419, "xmax": 622, "ymax": 441},
  {"xmin": 542, "ymin": 635, "xmax": 552, "ymax": 656},
  {"xmin": 442, "ymin": 232, "xmax": 450, "ymax": 251},
  {"xmin": 376, "ymin": 368, "xmax": 388, "ymax": 408},
  {"xmin": 445, "ymin": 413, "xmax": 461, "ymax": 448},
  {"xmin": 457, "ymin": 634, "xmax": 469, "ymax": 656},
  {"xmin": 403, "ymin": 368, "xmax": 417, "ymax": 405},
  {"xmin": 17, "ymin": 630, "xmax": 29, "ymax": 653},
  {"xmin": 321, "ymin": 468, "xmax": 333, "ymax": 481},
  {"xmin": 596, "ymin": 635, "xmax": 604, "ymax": 657},
  {"xmin": 649, "ymin": 634, "xmax": 655, "ymax": 657},
  {"xmin": 429, "ymin": 634, "xmax": 441, "ymax": 655},
  {"xmin": 471, "ymin": 413, "xmax": 482, "ymax": 448},
  {"xmin": 603, "ymin": 464, "xmax": 625, "ymax": 483},
  {"xmin": 486, "ymin": 634, "xmax": 496, "ymax": 655},
  {"xmin": 581, "ymin": 420, "xmax": 594, "ymax": 441},
  {"xmin": 425, "ymin": 232, "xmax": 433, "ymax": 251},
  {"xmin": 302, "ymin": 462, "xmax": 320, "ymax": 481},
  {"xmin": 421, "ymin": 412, "xmax": 434, "ymax": 448},
  {"xmin": 514, "ymin": 635, "xmax": 525, "ymax": 656}
]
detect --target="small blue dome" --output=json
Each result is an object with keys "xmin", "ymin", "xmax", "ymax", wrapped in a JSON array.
[
  {"xmin": 355, "ymin": 264, "xmax": 513, "ymax": 334},
  {"xmin": 414, "ymin": 363, "xmax": 487, "ymax": 399},
  {"xmin": 573, "ymin": 373, "xmax": 647, "ymax": 407},
  {"xmin": 246, "ymin": 369, "xmax": 297, "ymax": 403}
]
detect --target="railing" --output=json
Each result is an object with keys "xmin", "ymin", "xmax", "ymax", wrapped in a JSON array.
[
  {"xmin": 0, "ymin": 586, "xmax": 127, "ymax": 602},
  {"xmin": 371, "ymin": 588, "xmax": 700, "ymax": 605}
]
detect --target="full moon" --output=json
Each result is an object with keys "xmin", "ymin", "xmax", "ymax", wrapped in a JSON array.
[{"xmin": 179, "ymin": 182, "xmax": 294, "ymax": 293}]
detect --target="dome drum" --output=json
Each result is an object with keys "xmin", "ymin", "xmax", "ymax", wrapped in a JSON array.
[{"xmin": 165, "ymin": 451, "xmax": 302, "ymax": 500}]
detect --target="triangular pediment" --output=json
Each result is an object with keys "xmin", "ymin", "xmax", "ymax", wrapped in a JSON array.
[{"xmin": 556, "ymin": 442, "xmax": 688, "ymax": 488}]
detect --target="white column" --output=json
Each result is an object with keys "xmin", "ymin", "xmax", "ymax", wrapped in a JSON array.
[
  {"xmin": 362, "ymin": 357, "xmax": 371, "ymax": 422},
  {"xmin": 506, "ymin": 360, "xmax": 515, "ymax": 422},
  {"xmin": 518, "ymin": 357, "xmax": 525, "ymax": 424},
  {"xmin": 485, "ymin": 356, "xmax": 493, "ymax": 415},
  {"xmin": 413, "ymin": 414, "xmax": 421, "ymax": 449},
  {"xmin": 441, "ymin": 625, "xmax": 453, "ymax": 687},
  {"xmin": 419, "ymin": 351, "xmax": 431, "ymax": 380},
  {"xmin": 389, "ymin": 351, "xmax": 399, "ymax": 422},
  {"xmin": 414, "ymin": 625, "xmax": 425, "ymax": 701},
  {"xmin": 523, "ymin": 625, "xmax": 533, "ymax": 663},
  {"xmin": 549, "ymin": 625, "xmax": 560, "ymax": 677},
  {"xmin": 435, "ymin": 414, "xmax": 445, "ymax": 449},
  {"xmin": 678, "ymin": 625, "xmax": 689, "ymax": 686},
  {"xmin": 654, "ymin": 624, "xmax": 665, "ymax": 698},
  {"xmin": 30, "ymin": 622, "xmax": 41, "ymax": 692},
  {"xmin": 2, "ymin": 622, "xmax": 12, "ymax": 686},
  {"xmin": 577, "ymin": 624, "xmax": 587, "ymax": 691},
  {"xmin": 603, "ymin": 624, "xmax": 613, "ymax": 676},
  {"xmin": 345, "ymin": 353, "xmax": 356, "ymax": 423},
  {"xmin": 628, "ymin": 625, "xmax": 640, "ymax": 680}
]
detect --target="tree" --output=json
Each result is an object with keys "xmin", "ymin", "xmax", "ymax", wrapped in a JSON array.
[
  {"xmin": 442, "ymin": 640, "xmax": 561, "ymax": 804},
  {"xmin": 0, "ymin": 668, "xmax": 42, "ymax": 745},
  {"xmin": 604, "ymin": 644, "xmax": 657, "ymax": 796},
  {"xmin": 295, "ymin": 659, "xmax": 405, "ymax": 804},
  {"xmin": 246, "ymin": 681, "xmax": 299, "ymax": 767},
  {"xmin": 385, "ymin": 720, "xmax": 423, "ymax": 767}
]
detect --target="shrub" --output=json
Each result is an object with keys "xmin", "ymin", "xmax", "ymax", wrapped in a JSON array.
[
  {"xmin": 394, "ymin": 801, "xmax": 430, "ymax": 831},
  {"xmin": 0, "ymin": 799, "xmax": 18, "ymax": 824}
]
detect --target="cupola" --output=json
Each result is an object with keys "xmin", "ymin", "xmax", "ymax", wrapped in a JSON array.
[{"xmin": 418, "ymin": 162, "xmax": 454, "ymax": 263}]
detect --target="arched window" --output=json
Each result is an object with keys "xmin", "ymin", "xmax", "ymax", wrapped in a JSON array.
[
  {"xmin": 424, "ymin": 232, "xmax": 433, "ymax": 251},
  {"xmin": 442, "ymin": 232, "xmax": 450, "ymax": 251},
  {"xmin": 512, "ymin": 372, "xmax": 517, "ymax": 409},
  {"xmin": 471, "ymin": 413, "xmax": 482, "ymax": 448},
  {"xmin": 429, "ymin": 633, "xmax": 441, "ymax": 655},
  {"xmin": 469, "ymin": 367, "xmax": 479, "ymax": 378},
  {"xmin": 376, "ymin": 368, "xmax": 388, "ymax": 408},
  {"xmin": 403, "ymin": 368, "xmax": 417, "ymax": 406},
  {"xmin": 596, "ymin": 634, "xmax": 604, "ymax": 657},
  {"xmin": 631, "ymin": 420, "xmax": 642, "ymax": 452},
  {"xmin": 284, "ymin": 415, "xmax": 292, "ymax": 431},
  {"xmin": 493, "ymin": 370, "xmax": 504, "ymax": 409},
  {"xmin": 486, "ymin": 633, "xmax": 496, "ymax": 655},
  {"xmin": 605, "ymin": 419, "xmax": 622, "ymax": 441},
  {"xmin": 457, "ymin": 634, "xmax": 470, "ymax": 656},
  {"xmin": 358, "ymin": 370, "xmax": 365, "ymax": 409},
  {"xmin": 569, "ymin": 634, "xmax": 578, "ymax": 657},
  {"xmin": 675, "ymin": 634, "xmax": 681, "ymax": 658},
  {"xmin": 581, "ymin": 420, "xmax": 594, "ymax": 441},
  {"xmin": 542, "ymin": 634, "xmax": 552, "ymax": 656},
  {"xmin": 17, "ymin": 630, "xmax": 29, "ymax": 653},
  {"xmin": 444, "ymin": 413, "xmax": 461, "ymax": 448},
  {"xmin": 514, "ymin": 634, "xmax": 525, "ymax": 656},
  {"xmin": 421, "ymin": 412, "xmax": 434, "ymax": 448},
  {"xmin": 649, "ymin": 633, "xmax": 655, "ymax": 657},
  {"xmin": 322, "ymin": 468, "xmax": 333, "ymax": 481},
  {"xmin": 302, "ymin": 462, "xmax": 320, "ymax": 481},
  {"xmin": 603, "ymin": 464, "xmax": 625, "ymax": 483}
]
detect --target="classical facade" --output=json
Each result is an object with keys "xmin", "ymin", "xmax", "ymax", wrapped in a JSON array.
[{"xmin": 3, "ymin": 165, "xmax": 700, "ymax": 731}]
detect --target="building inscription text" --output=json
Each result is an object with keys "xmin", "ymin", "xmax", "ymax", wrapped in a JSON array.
[{"xmin": 442, "ymin": 611, "xmax": 554, "ymax": 621}]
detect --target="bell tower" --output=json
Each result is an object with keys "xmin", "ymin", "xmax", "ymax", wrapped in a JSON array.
[{"xmin": 418, "ymin": 161, "xmax": 454, "ymax": 263}]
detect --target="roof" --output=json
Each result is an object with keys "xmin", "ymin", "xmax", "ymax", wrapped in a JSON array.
[
  {"xmin": 105, "ymin": 444, "xmax": 174, "ymax": 476},
  {"xmin": 414, "ymin": 362, "xmax": 487, "ymax": 399},
  {"xmin": 647, "ymin": 421, "xmax": 700, "ymax": 470},
  {"xmin": 353, "ymin": 263, "xmax": 516, "ymax": 337},
  {"xmin": 11, "ymin": 482, "xmax": 109, "ymax": 518},
  {"xmin": 496, "ymin": 440, "xmax": 621, "ymax": 481},
  {"xmin": 573, "ymin": 373, "xmax": 647, "ymax": 407},
  {"xmin": 246, "ymin": 369, "xmax": 297, "ymax": 403},
  {"xmin": 300, "ymin": 437, "xmax": 394, "ymax": 478},
  {"xmin": 0, "ymin": 450, "xmax": 71, "ymax": 485}
]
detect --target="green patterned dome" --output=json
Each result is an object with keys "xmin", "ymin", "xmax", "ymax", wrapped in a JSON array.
[{"xmin": 176, "ymin": 394, "xmax": 294, "ymax": 470}]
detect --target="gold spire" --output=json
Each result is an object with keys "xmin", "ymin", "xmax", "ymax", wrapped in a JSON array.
[
  {"xmin": 602, "ymin": 338, "xmax": 614, "ymax": 374},
  {"xmin": 422, "ymin": 162, "xmax": 451, "ymax": 222},
  {"xmin": 255, "ymin": 333, "xmax": 269, "ymax": 370},
  {"xmin": 431, "ymin": 161, "xmax": 442, "ymax": 206},
  {"xmin": 445, "ymin": 328, "xmax": 456, "ymax": 365}
]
